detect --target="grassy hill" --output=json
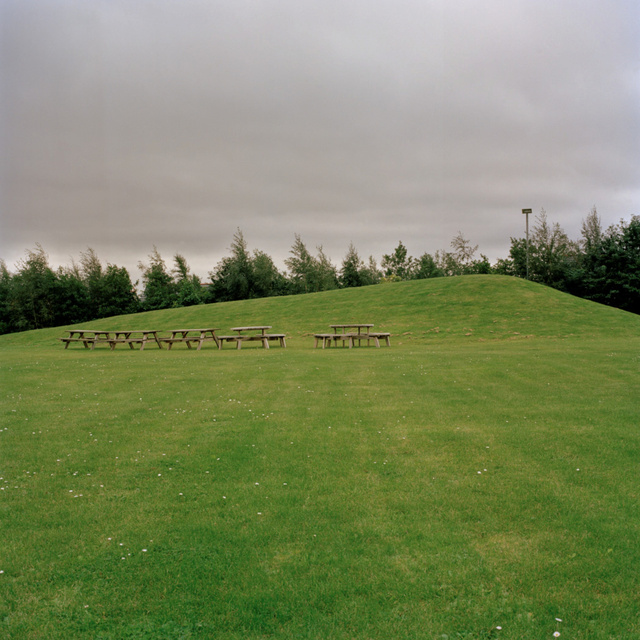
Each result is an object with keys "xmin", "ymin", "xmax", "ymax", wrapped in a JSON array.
[
  {"xmin": 1, "ymin": 276, "xmax": 639, "ymax": 639},
  {"xmin": 3, "ymin": 274, "xmax": 638, "ymax": 348}
]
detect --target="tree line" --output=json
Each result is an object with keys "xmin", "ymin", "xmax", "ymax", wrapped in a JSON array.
[{"xmin": 1, "ymin": 208, "xmax": 638, "ymax": 334}]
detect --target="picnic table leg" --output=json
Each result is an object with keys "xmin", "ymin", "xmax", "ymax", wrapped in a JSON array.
[{"xmin": 262, "ymin": 337, "xmax": 269, "ymax": 349}]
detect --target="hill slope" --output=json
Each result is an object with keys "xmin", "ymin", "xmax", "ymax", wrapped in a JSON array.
[{"xmin": 1, "ymin": 275, "xmax": 638, "ymax": 348}]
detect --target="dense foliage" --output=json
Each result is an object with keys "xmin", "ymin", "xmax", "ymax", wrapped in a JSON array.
[{"xmin": 1, "ymin": 210, "xmax": 638, "ymax": 333}]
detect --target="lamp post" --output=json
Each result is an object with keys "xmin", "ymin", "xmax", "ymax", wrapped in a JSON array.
[{"xmin": 522, "ymin": 208, "xmax": 532, "ymax": 280}]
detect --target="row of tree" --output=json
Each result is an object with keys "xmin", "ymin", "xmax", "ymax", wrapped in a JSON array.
[{"xmin": 1, "ymin": 209, "xmax": 638, "ymax": 334}]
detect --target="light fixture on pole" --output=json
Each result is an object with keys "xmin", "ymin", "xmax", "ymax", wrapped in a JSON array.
[{"xmin": 522, "ymin": 208, "xmax": 532, "ymax": 280}]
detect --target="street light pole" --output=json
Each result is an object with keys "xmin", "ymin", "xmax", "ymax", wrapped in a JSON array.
[{"xmin": 522, "ymin": 208, "xmax": 532, "ymax": 280}]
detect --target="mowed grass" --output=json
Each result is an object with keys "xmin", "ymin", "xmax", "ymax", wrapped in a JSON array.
[{"xmin": 1, "ymin": 275, "xmax": 639, "ymax": 639}]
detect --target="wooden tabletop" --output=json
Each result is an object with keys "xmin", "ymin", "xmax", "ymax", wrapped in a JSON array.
[
  {"xmin": 169, "ymin": 328, "xmax": 219, "ymax": 335},
  {"xmin": 231, "ymin": 326, "xmax": 272, "ymax": 333},
  {"xmin": 330, "ymin": 324, "xmax": 374, "ymax": 332}
]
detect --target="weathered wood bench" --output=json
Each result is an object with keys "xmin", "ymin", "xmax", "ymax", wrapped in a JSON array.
[
  {"xmin": 59, "ymin": 337, "xmax": 96, "ymax": 349},
  {"xmin": 218, "ymin": 333, "xmax": 286, "ymax": 349},
  {"xmin": 105, "ymin": 338, "xmax": 147, "ymax": 351},
  {"xmin": 265, "ymin": 333, "xmax": 286, "ymax": 348},
  {"xmin": 217, "ymin": 335, "xmax": 269, "ymax": 349},
  {"xmin": 314, "ymin": 334, "xmax": 335, "ymax": 349},
  {"xmin": 368, "ymin": 332, "xmax": 391, "ymax": 346},
  {"xmin": 158, "ymin": 337, "xmax": 205, "ymax": 350},
  {"xmin": 314, "ymin": 331, "xmax": 391, "ymax": 348}
]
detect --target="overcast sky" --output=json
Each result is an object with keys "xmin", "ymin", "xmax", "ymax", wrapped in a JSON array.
[{"xmin": 1, "ymin": 0, "xmax": 639, "ymax": 281}]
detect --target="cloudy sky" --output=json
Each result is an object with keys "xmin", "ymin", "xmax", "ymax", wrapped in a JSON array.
[{"xmin": 1, "ymin": 0, "xmax": 639, "ymax": 281}]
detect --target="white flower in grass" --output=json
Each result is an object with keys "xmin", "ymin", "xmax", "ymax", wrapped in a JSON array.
[
  {"xmin": 555, "ymin": 618, "xmax": 562, "ymax": 622},
  {"xmin": 554, "ymin": 633, "xmax": 561, "ymax": 638}
]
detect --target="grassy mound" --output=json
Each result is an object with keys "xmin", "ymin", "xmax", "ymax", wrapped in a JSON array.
[{"xmin": 1, "ymin": 276, "xmax": 639, "ymax": 639}]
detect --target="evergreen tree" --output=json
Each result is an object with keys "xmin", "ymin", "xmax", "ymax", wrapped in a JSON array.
[
  {"xmin": 315, "ymin": 246, "xmax": 339, "ymax": 291},
  {"xmin": 138, "ymin": 247, "xmax": 176, "ymax": 310},
  {"xmin": 580, "ymin": 215, "xmax": 640, "ymax": 313},
  {"xmin": 172, "ymin": 254, "xmax": 202, "ymax": 307},
  {"xmin": 209, "ymin": 230, "xmax": 256, "ymax": 302},
  {"xmin": 340, "ymin": 243, "xmax": 366, "ymax": 288},
  {"xmin": 0, "ymin": 260, "xmax": 15, "ymax": 334},
  {"xmin": 285, "ymin": 234, "xmax": 317, "ymax": 293}
]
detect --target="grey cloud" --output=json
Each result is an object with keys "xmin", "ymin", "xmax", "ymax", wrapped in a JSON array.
[{"xmin": 1, "ymin": 0, "xmax": 638, "ymax": 281}]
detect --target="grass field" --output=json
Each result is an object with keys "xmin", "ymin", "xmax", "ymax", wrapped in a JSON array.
[{"xmin": 1, "ymin": 275, "xmax": 639, "ymax": 639}]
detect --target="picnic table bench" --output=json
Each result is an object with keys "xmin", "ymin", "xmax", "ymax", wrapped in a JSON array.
[
  {"xmin": 158, "ymin": 329, "xmax": 219, "ymax": 350},
  {"xmin": 314, "ymin": 324, "xmax": 390, "ymax": 349},
  {"xmin": 60, "ymin": 330, "xmax": 163, "ymax": 350},
  {"xmin": 218, "ymin": 326, "xmax": 286, "ymax": 349}
]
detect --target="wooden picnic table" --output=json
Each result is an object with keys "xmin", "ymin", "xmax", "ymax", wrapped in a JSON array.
[
  {"xmin": 60, "ymin": 329, "xmax": 163, "ymax": 350},
  {"xmin": 219, "ymin": 326, "xmax": 286, "ymax": 349},
  {"xmin": 60, "ymin": 329, "xmax": 108, "ymax": 349},
  {"xmin": 159, "ymin": 328, "xmax": 220, "ymax": 350},
  {"xmin": 113, "ymin": 330, "xmax": 163, "ymax": 350},
  {"xmin": 314, "ymin": 324, "xmax": 390, "ymax": 349}
]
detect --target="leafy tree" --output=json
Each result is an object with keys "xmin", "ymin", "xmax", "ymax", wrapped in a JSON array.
[
  {"xmin": 53, "ymin": 269, "xmax": 90, "ymax": 326},
  {"xmin": 0, "ymin": 260, "xmax": 15, "ymax": 334},
  {"xmin": 413, "ymin": 253, "xmax": 443, "ymax": 279},
  {"xmin": 252, "ymin": 250, "xmax": 287, "ymax": 298},
  {"xmin": 362, "ymin": 256, "xmax": 382, "ymax": 285},
  {"xmin": 450, "ymin": 232, "xmax": 478, "ymax": 272},
  {"xmin": 138, "ymin": 247, "xmax": 176, "ymax": 310},
  {"xmin": 432, "ymin": 233, "xmax": 489, "ymax": 277},
  {"xmin": 508, "ymin": 209, "xmax": 578, "ymax": 289},
  {"xmin": 381, "ymin": 241, "xmax": 415, "ymax": 280},
  {"xmin": 433, "ymin": 250, "xmax": 462, "ymax": 277},
  {"xmin": 96, "ymin": 265, "xmax": 140, "ymax": 317},
  {"xmin": 9, "ymin": 245, "xmax": 58, "ymax": 330}
]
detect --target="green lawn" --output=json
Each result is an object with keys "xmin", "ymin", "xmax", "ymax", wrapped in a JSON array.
[{"xmin": 1, "ymin": 276, "xmax": 639, "ymax": 639}]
